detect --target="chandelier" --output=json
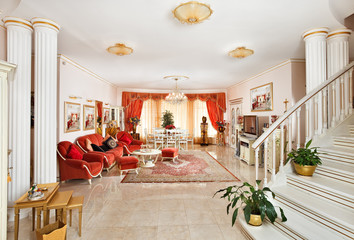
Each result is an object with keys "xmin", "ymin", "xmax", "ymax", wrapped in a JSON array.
[
  {"xmin": 164, "ymin": 76, "xmax": 189, "ymax": 104},
  {"xmin": 228, "ymin": 47, "xmax": 254, "ymax": 58},
  {"xmin": 107, "ymin": 43, "xmax": 133, "ymax": 56},
  {"xmin": 173, "ymin": 1, "xmax": 213, "ymax": 24}
]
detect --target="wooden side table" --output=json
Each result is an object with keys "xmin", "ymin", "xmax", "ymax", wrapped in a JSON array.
[
  {"xmin": 14, "ymin": 182, "xmax": 59, "ymax": 240},
  {"xmin": 131, "ymin": 132, "xmax": 140, "ymax": 140}
]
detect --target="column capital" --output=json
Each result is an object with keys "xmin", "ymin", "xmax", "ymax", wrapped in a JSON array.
[
  {"xmin": 327, "ymin": 28, "xmax": 351, "ymax": 40},
  {"xmin": 31, "ymin": 17, "xmax": 60, "ymax": 32},
  {"xmin": 302, "ymin": 27, "xmax": 329, "ymax": 40},
  {"xmin": 3, "ymin": 16, "xmax": 32, "ymax": 31}
]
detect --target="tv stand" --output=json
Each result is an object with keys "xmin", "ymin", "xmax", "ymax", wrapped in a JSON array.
[{"xmin": 239, "ymin": 135, "xmax": 257, "ymax": 165}]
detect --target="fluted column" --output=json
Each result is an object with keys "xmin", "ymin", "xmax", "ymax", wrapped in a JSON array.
[
  {"xmin": 31, "ymin": 18, "xmax": 60, "ymax": 184},
  {"xmin": 3, "ymin": 17, "xmax": 33, "ymax": 206},
  {"xmin": 303, "ymin": 28, "xmax": 328, "ymax": 138},
  {"xmin": 0, "ymin": 61, "xmax": 16, "ymax": 240},
  {"xmin": 327, "ymin": 29, "xmax": 351, "ymax": 124}
]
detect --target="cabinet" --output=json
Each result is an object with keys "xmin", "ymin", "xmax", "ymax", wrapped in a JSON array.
[
  {"xmin": 110, "ymin": 106, "xmax": 125, "ymax": 131},
  {"xmin": 240, "ymin": 136, "xmax": 256, "ymax": 165},
  {"xmin": 263, "ymin": 128, "xmax": 285, "ymax": 173}
]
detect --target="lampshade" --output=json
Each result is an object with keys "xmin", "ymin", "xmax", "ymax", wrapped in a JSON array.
[
  {"xmin": 164, "ymin": 76, "xmax": 189, "ymax": 104},
  {"xmin": 173, "ymin": 1, "xmax": 213, "ymax": 24},
  {"xmin": 107, "ymin": 43, "xmax": 133, "ymax": 56},
  {"xmin": 228, "ymin": 47, "xmax": 254, "ymax": 58}
]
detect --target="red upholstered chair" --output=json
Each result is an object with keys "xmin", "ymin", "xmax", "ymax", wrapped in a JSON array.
[
  {"xmin": 57, "ymin": 141, "xmax": 104, "ymax": 184},
  {"xmin": 116, "ymin": 131, "xmax": 143, "ymax": 155},
  {"xmin": 161, "ymin": 148, "xmax": 179, "ymax": 163},
  {"xmin": 116, "ymin": 156, "xmax": 139, "ymax": 176},
  {"xmin": 76, "ymin": 133, "xmax": 123, "ymax": 171}
]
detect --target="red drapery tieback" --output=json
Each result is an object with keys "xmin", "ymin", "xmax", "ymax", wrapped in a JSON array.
[{"xmin": 122, "ymin": 92, "xmax": 226, "ymax": 131}]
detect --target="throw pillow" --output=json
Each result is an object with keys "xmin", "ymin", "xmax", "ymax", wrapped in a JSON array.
[
  {"xmin": 103, "ymin": 136, "xmax": 118, "ymax": 149},
  {"xmin": 86, "ymin": 139, "xmax": 93, "ymax": 152},
  {"xmin": 91, "ymin": 144, "xmax": 106, "ymax": 152},
  {"xmin": 119, "ymin": 134, "xmax": 132, "ymax": 145},
  {"xmin": 67, "ymin": 145, "xmax": 83, "ymax": 160}
]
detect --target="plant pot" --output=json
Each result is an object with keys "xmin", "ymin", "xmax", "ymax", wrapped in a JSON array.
[
  {"xmin": 248, "ymin": 214, "xmax": 262, "ymax": 226},
  {"xmin": 293, "ymin": 162, "xmax": 317, "ymax": 176}
]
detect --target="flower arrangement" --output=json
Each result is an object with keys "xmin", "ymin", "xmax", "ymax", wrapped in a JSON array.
[
  {"xmin": 165, "ymin": 124, "xmax": 176, "ymax": 129},
  {"xmin": 216, "ymin": 121, "xmax": 226, "ymax": 127},
  {"xmin": 129, "ymin": 116, "xmax": 140, "ymax": 125},
  {"xmin": 237, "ymin": 116, "xmax": 243, "ymax": 124}
]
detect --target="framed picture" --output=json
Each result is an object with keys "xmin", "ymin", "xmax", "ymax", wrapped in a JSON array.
[
  {"xmin": 83, "ymin": 105, "xmax": 95, "ymax": 130},
  {"xmin": 64, "ymin": 102, "xmax": 81, "ymax": 133},
  {"xmin": 103, "ymin": 108, "xmax": 110, "ymax": 124},
  {"xmin": 250, "ymin": 82, "xmax": 273, "ymax": 112}
]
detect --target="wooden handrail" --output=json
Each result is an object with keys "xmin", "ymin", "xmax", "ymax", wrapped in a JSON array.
[{"xmin": 252, "ymin": 61, "xmax": 354, "ymax": 149}]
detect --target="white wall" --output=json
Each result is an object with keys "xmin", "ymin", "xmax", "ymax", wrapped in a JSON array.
[{"xmin": 57, "ymin": 55, "xmax": 118, "ymax": 143}]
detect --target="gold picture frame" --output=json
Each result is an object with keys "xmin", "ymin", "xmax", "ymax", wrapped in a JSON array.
[
  {"xmin": 83, "ymin": 105, "xmax": 95, "ymax": 131},
  {"xmin": 250, "ymin": 82, "xmax": 273, "ymax": 112},
  {"xmin": 64, "ymin": 102, "xmax": 81, "ymax": 133}
]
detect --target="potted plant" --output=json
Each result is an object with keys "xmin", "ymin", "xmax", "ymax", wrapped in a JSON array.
[
  {"xmin": 214, "ymin": 180, "xmax": 287, "ymax": 226},
  {"xmin": 287, "ymin": 139, "xmax": 322, "ymax": 176},
  {"xmin": 161, "ymin": 110, "xmax": 174, "ymax": 128}
]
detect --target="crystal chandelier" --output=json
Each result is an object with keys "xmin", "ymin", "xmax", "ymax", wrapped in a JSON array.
[{"xmin": 164, "ymin": 76, "xmax": 189, "ymax": 104}]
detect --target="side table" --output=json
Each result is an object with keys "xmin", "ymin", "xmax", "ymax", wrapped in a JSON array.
[{"xmin": 131, "ymin": 133, "xmax": 140, "ymax": 140}]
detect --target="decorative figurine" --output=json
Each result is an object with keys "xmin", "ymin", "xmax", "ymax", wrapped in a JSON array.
[
  {"xmin": 200, "ymin": 116, "xmax": 209, "ymax": 146},
  {"xmin": 27, "ymin": 184, "xmax": 44, "ymax": 201}
]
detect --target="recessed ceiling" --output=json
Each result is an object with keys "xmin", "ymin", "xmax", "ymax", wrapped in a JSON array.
[{"xmin": 3, "ymin": 0, "xmax": 354, "ymax": 90}]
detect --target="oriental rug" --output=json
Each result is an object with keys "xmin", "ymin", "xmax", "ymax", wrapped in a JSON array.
[{"xmin": 121, "ymin": 150, "xmax": 239, "ymax": 183}]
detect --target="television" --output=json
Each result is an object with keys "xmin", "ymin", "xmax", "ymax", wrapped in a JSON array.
[{"xmin": 243, "ymin": 115, "xmax": 258, "ymax": 137}]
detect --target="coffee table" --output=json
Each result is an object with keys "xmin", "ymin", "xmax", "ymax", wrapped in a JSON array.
[{"xmin": 132, "ymin": 149, "xmax": 161, "ymax": 168}]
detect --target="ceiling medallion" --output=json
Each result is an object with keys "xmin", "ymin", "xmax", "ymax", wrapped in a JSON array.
[
  {"xmin": 164, "ymin": 76, "xmax": 189, "ymax": 104},
  {"xmin": 228, "ymin": 47, "xmax": 254, "ymax": 59},
  {"xmin": 173, "ymin": 1, "xmax": 213, "ymax": 24},
  {"xmin": 107, "ymin": 43, "xmax": 133, "ymax": 56}
]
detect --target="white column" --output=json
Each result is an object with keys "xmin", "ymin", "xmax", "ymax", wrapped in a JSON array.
[
  {"xmin": 0, "ymin": 61, "xmax": 16, "ymax": 240},
  {"xmin": 31, "ymin": 18, "xmax": 60, "ymax": 184},
  {"xmin": 3, "ymin": 17, "xmax": 33, "ymax": 206},
  {"xmin": 303, "ymin": 28, "xmax": 328, "ymax": 137},
  {"xmin": 327, "ymin": 29, "xmax": 351, "ymax": 122}
]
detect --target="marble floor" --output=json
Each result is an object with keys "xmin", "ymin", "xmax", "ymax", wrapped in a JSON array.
[{"xmin": 7, "ymin": 145, "xmax": 270, "ymax": 240}]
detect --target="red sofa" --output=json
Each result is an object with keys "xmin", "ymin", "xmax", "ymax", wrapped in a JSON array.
[
  {"xmin": 116, "ymin": 131, "xmax": 143, "ymax": 155},
  {"xmin": 57, "ymin": 141, "xmax": 104, "ymax": 184},
  {"xmin": 76, "ymin": 133, "xmax": 123, "ymax": 170}
]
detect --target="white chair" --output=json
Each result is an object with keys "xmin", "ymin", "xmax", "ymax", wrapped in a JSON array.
[
  {"xmin": 154, "ymin": 129, "xmax": 165, "ymax": 149},
  {"xmin": 178, "ymin": 129, "xmax": 188, "ymax": 150},
  {"xmin": 186, "ymin": 131, "xmax": 194, "ymax": 149},
  {"xmin": 144, "ymin": 128, "xmax": 154, "ymax": 146},
  {"xmin": 165, "ymin": 129, "xmax": 177, "ymax": 148}
]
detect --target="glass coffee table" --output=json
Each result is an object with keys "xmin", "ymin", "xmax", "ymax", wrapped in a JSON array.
[{"xmin": 132, "ymin": 149, "xmax": 162, "ymax": 168}]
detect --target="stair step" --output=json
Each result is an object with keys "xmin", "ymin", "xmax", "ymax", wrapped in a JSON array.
[
  {"xmin": 273, "ymin": 185, "xmax": 354, "ymax": 239},
  {"xmin": 318, "ymin": 147, "xmax": 354, "ymax": 165},
  {"xmin": 316, "ymin": 161, "xmax": 354, "ymax": 184},
  {"xmin": 333, "ymin": 136, "xmax": 354, "ymax": 149},
  {"xmin": 286, "ymin": 172, "xmax": 354, "ymax": 209}
]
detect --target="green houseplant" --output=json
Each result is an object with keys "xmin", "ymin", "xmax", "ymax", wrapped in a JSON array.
[
  {"xmin": 287, "ymin": 139, "xmax": 322, "ymax": 176},
  {"xmin": 161, "ymin": 110, "xmax": 174, "ymax": 128},
  {"xmin": 214, "ymin": 180, "xmax": 287, "ymax": 226}
]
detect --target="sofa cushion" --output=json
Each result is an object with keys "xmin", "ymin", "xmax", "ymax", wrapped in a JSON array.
[
  {"xmin": 91, "ymin": 144, "xmax": 106, "ymax": 152},
  {"xmin": 119, "ymin": 134, "xmax": 132, "ymax": 145},
  {"xmin": 86, "ymin": 139, "xmax": 94, "ymax": 152},
  {"xmin": 76, "ymin": 133, "xmax": 104, "ymax": 152},
  {"xmin": 103, "ymin": 136, "xmax": 118, "ymax": 149},
  {"xmin": 106, "ymin": 147, "xmax": 123, "ymax": 158},
  {"xmin": 67, "ymin": 144, "xmax": 83, "ymax": 160}
]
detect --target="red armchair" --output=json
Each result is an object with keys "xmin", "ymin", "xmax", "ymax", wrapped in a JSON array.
[
  {"xmin": 57, "ymin": 141, "xmax": 104, "ymax": 184},
  {"xmin": 76, "ymin": 133, "xmax": 123, "ymax": 171},
  {"xmin": 116, "ymin": 131, "xmax": 143, "ymax": 155}
]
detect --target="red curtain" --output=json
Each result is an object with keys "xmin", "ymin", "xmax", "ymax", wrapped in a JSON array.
[{"xmin": 122, "ymin": 91, "xmax": 226, "ymax": 131}]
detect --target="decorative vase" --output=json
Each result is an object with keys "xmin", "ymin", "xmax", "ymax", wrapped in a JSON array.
[
  {"xmin": 218, "ymin": 126, "xmax": 225, "ymax": 133},
  {"xmin": 133, "ymin": 124, "xmax": 137, "ymax": 134},
  {"xmin": 293, "ymin": 162, "xmax": 317, "ymax": 176},
  {"xmin": 248, "ymin": 214, "xmax": 262, "ymax": 226}
]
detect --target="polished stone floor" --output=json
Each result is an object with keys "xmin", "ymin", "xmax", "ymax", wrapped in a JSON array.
[{"xmin": 7, "ymin": 145, "xmax": 270, "ymax": 240}]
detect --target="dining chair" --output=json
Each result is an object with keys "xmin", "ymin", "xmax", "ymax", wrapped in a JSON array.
[
  {"xmin": 166, "ymin": 129, "xmax": 177, "ymax": 148},
  {"xmin": 154, "ymin": 129, "xmax": 165, "ymax": 149},
  {"xmin": 178, "ymin": 129, "xmax": 189, "ymax": 150}
]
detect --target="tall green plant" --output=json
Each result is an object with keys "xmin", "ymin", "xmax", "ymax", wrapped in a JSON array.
[
  {"xmin": 287, "ymin": 139, "xmax": 322, "ymax": 166},
  {"xmin": 161, "ymin": 110, "xmax": 174, "ymax": 128},
  {"xmin": 214, "ymin": 180, "xmax": 287, "ymax": 226}
]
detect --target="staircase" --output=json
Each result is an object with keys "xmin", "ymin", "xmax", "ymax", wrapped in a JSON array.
[{"xmin": 239, "ymin": 61, "xmax": 354, "ymax": 239}]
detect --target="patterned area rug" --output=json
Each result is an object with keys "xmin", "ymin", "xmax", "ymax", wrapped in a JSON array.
[{"xmin": 121, "ymin": 150, "xmax": 239, "ymax": 183}]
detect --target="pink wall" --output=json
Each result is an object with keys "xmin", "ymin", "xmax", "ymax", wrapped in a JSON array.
[
  {"xmin": 58, "ymin": 55, "xmax": 118, "ymax": 143},
  {"xmin": 0, "ymin": 25, "xmax": 6, "ymax": 60}
]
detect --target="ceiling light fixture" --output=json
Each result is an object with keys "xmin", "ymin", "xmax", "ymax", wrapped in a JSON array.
[
  {"xmin": 107, "ymin": 43, "xmax": 133, "ymax": 56},
  {"xmin": 228, "ymin": 47, "xmax": 254, "ymax": 58},
  {"xmin": 164, "ymin": 76, "xmax": 189, "ymax": 104},
  {"xmin": 173, "ymin": 1, "xmax": 213, "ymax": 24}
]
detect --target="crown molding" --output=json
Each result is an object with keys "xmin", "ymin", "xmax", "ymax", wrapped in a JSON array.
[
  {"xmin": 228, "ymin": 58, "xmax": 305, "ymax": 89},
  {"xmin": 58, "ymin": 54, "xmax": 118, "ymax": 88}
]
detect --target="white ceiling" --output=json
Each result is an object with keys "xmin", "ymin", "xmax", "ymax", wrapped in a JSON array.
[{"xmin": 2, "ymin": 0, "xmax": 354, "ymax": 90}]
